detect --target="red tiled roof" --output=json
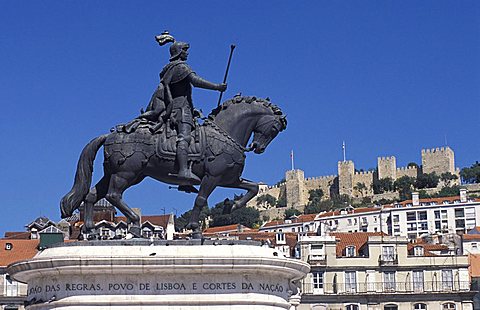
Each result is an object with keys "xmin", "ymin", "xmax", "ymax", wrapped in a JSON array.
[
  {"xmin": 331, "ymin": 232, "xmax": 385, "ymax": 257},
  {"xmin": 318, "ymin": 207, "xmax": 382, "ymax": 218},
  {"xmin": 395, "ymin": 196, "xmax": 480, "ymax": 207},
  {"xmin": 204, "ymin": 224, "xmax": 252, "ymax": 234},
  {"xmin": 262, "ymin": 213, "xmax": 317, "ymax": 228},
  {"xmin": 463, "ymin": 234, "xmax": 480, "ymax": 240},
  {"xmin": 3, "ymin": 232, "xmax": 30, "ymax": 239},
  {"xmin": 0, "ymin": 239, "xmax": 39, "ymax": 266}
]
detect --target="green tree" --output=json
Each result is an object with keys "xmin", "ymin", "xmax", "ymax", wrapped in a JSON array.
[
  {"xmin": 373, "ymin": 178, "xmax": 394, "ymax": 194},
  {"xmin": 436, "ymin": 185, "xmax": 460, "ymax": 197},
  {"xmin": 331, "ymin": 194, "xmax": 353, "ymax": 209},
  {"xmin": 304, "ymin": 188, "xmax": 329, "ymax": 214},
  {"xmin": 394, "ymin": 176, "xmax": 416, "ymax": 201},
  {"xmin": 461, "ymin": 162, "xmax": 480, "ymax": 184},
  {"xmin": 415, "ymin": 173, "xmax": 440, "ymax": 189},
  {"xmin": 209, "ymin": 198, "xmax": 261, "ymax": 228},
  {"xmin": 276, "ymin": 196, "xmax": 287, "ymax": 208},
  {"xmin": 440, "ymin": 172, "xmax": 458, "ymax": 187},
  {"xmin": 354, "ymin": 182, "xmax": 368, "ymax": 196},
  {"xmin": 256, "ymin": 194, "xmax": 277, "ymax": 208},
  {"xmin": 284, "ymin": 208, "xmax": 301, "ymax": 219},
  {"xmin": 231, "ymin": 207, "xmax": 260, "ymax": 228},
  {"xmin": 174, "ymin": 205, "xmax": 210, "ymax": 232}
]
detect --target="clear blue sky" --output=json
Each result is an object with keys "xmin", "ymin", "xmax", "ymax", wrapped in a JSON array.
[{"xmin": 1, "ymin": 1, "xmax": 479, "ymax": 236}]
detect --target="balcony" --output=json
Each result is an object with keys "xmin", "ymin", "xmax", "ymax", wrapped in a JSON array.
[
  {"xmin": 378, "ymin": 254, "xmax": 398, "ymax": 266},
  {"xmin": 302, "ymin": 281, "xmax": 471, "ymax": 295},
  {"xmin": 308, "ymin": 254, "xmax": 327, "ymax": 266}
]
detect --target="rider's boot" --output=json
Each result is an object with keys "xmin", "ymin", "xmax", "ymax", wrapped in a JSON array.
[{"xmin": 176, "ymin": 140, "xmax": 201, "ymax": 184}]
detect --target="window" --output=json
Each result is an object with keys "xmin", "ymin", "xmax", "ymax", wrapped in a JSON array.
[
  {"xmin": 414, "ymin": 246, "xmax": 424, "ymax": 256},
  {"xmin": 442, "ymin": 270, "xmax": 453, "ymax": 291},
  {"xmin": 418, "ymin": 222, "xmax": 428, "ymax": 231},
  {"xmin": 455, "ymin": 219, "xmax": 465, "ymax": 228},
  {"xmin": 348, "ymin": 219, "xmax": 352, "ymax": 226},
  {"xmin": 5, "ymin": 275, "xmax": 18, "ymax": 297},
  {"xmin": 455, "ymin": 208, "xmax": 464, "ymax": 218},
  {"xmin": 414, "ymin": 304, "xmax": 427, "ymax": 310},
  {"xmin": 434, "ymin": 211, "xmax": 440, "ymax": 219},
  {"xmin": 384, "ymin": 305, "xmax": 398, "ymax": 310},
  {"xmin": 418, "ymin": 211, "xmax": 427, "ymax": 220},
  {"xmin": 346, "ymin": 246, "xmax": 355, "ymax": 257},
  {"xmin": 407, "ymin": 212, "xmax": 416, "ymax": 221},
  {"xmin": 345, "ymin": 271, "xmax": 357, "ymax": 293},
  {"xmin": 382, "ymin": 246, "xmax": 395, "ymax": 261},
  {"xmin": 407, "ymin": 222, "xmax": 417, "ymax": 231},
  {"xmin": 383, "ymin": 272, "xmax": 396, "ymax": 292},
  {"xmin": 392, "ymin": 215, "xmax": 399, "ymax": 223},
  {"xmin": 5, "ymin": 243, "xmax": 12, "ymax": 250},
  {"xmin": 472, "ymin": 243, "xmax": 478, "ymax": 251},
  {"xmin": 413, "ymin": 271, "xmax": 424, "ymax": 292},
  {"xmin": 312, "ymin": 271, "xmax": 324, "ymax": 292},
  {"xmin": 346, "ymin": 305, "xmax": 359, "ymax": 310},
  {"xmin": 442, "ymin": 303, "xmax": 456, "ymax": 310}
]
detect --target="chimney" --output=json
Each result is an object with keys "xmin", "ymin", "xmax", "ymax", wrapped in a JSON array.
[
  {"xmin": 237, "ymin": 224, "xmax": 243, "ymax": 233},
  {"xmin": 412, "ymin": 192, "xmax": 420, "ymax": 206},
  {"xmin": 460, "ymin": 188, "xmax": 468, "ymax": 203}
]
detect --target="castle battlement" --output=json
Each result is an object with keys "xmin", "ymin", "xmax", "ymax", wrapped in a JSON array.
[
  {"xmin": 267, "ymin": 183, "xmax": 285, "ymax": 190},
  {"xmin": 422, "ymin": 146, "xmax": 452, "ymax": 154},
  {"xmin": 378, "ymin": 156, "xmax": 395, "ymax": 161},
  {"xmin": 338, "ymin": 160, "xmax": 354, "ymax": 166},
  {"xmin": 354, "ymin": 171, "xmax": 374, "ymax": 176},
  {"xmin": 305, "ymin": 175, "xmax": 336, "ymax": 181},
  {"xmin": 397, "ymin": 166, "xmax": 417, "ymax": 171}
]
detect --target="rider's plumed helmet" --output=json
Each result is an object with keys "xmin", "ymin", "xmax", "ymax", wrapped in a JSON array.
[{"xmin": 169, "ymin": 41, "xmax": 189, "ymax": 61}]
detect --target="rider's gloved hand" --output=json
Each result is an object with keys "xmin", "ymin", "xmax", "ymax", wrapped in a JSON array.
[{"xmin": 217, "ymin": 83, "xmax": 227, "ymax": 92}]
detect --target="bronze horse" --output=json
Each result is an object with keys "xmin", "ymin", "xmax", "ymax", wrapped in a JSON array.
[{"xmin": 60, "ymin": 96, "xmax": 286, "ymax": 238}]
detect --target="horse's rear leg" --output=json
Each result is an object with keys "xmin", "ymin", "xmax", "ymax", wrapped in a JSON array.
[
  {"xmin": 105, "ymin": 172, "xmax": 143, "ymax": 238},
  {"xmin": 82, "ymin": 175, "xmax": 110, "ymax": 239},
  {"xmin": 187, "ymin": 175, "xmax": 220, "ymax": 239}
]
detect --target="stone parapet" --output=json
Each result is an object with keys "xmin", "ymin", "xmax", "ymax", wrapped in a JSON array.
[{"xmin": 8, "ymin": 240, "xmax": 309, "ymax": 310}]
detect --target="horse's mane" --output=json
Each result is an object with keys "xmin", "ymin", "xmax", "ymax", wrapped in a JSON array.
[{"xmin": 208, "ymin": 95, "xmax": 286, "ymax": 129}]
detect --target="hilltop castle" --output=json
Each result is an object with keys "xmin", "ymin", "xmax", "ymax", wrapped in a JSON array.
[{"xmin": 248, "ymin": 146, "xmax": 460, "ymax": 216}]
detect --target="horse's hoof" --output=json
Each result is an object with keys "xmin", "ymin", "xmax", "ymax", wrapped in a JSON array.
[{"xmin": 190, "ymin": 231, "xmax": 203, "ymax": 239}]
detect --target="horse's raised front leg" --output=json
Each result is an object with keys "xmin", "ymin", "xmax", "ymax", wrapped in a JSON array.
[
  {"xmin": 82, "ymin": 175, "xmax": 110, "ymax": 240},
  {"xmin": 187, "ymin": 174, "xmax": 220, "ymax": 239},
  {"xmin": 224, "ymin": 178, "xmax": 259, "ymax": 213}
]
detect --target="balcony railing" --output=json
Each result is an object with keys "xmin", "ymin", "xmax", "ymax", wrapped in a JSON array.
[
  {"xmin": 308, "ymin": 254, "xmax": 327, "ymax": 266},
  {"xmin": 302, "ymin": 281, "xmax": 471, "ymax": 295},
  {"xmin": 378, "ymin": 254, "xmax": 398, "ymax": 266}
]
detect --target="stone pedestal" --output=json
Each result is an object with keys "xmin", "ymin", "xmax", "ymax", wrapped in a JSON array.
[{"xmin": 7, "ymin": 240, "xmax": 309, "ymax": 309}]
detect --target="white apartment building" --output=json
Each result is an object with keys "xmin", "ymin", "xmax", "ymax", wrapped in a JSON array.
[
  {"xmin": 316, "ymin": 206, "xmax": 388, "ymax": 235},
  {"xmin": 297, "ymin": 233, "xmax": 475, "ymax": 310},
  {"xmin": 259, "ymin": 214, "xmax": 318, "ymax": 233}
]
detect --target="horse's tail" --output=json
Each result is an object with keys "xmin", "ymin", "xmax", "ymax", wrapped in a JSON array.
[{"xmin": 60, "ymin": 134, "xmax": 109, "ymax": 218}]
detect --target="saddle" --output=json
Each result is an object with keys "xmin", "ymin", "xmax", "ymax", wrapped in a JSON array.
[{"xmin": 112, "ymin": 119, "xmax": 205, "ymax": 162}]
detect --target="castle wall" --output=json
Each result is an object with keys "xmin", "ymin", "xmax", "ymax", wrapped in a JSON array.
[
  {"xmin": 246, "ymin": 183, "xmax": 283, "ymax": 209},
  {"xmin": 378, "ymin": 156, "xmax": 397, "ymax": 180},
  {"xmin": 352, "ymin": 171, "xmax": 374, "ymax": 198},
  {"xmin": 422, "ymin": 147, "xmax": 455, "ymax": 175},
  {"xmin": 304, "ymin": 175, "xmax": 337, "ymax": 200},
  {"xmin": 396, "ymin": 166, "xmax": 418, "ymax": 179}
]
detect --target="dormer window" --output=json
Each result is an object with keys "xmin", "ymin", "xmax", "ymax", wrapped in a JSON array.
[
  {"xmin": 346, "ymin": 245, "xmax": 355, "ymax": 257},
  {"xmin": 276, "ymin": 232, "xmax": 285, "ymax": 244},
  {"xmin": 414, "ymin": 246, "xmax": 424, "ymax": 256},
  {"xmin": 5, "ymin": 243, "xmax": 12, "ymax": 250}
]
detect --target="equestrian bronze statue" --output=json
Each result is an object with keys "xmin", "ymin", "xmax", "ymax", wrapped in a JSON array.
[{"xmin": 60, "ymin": 33, "xmax": 287, "ymax": 239}]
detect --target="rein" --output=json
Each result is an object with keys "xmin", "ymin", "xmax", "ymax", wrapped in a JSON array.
[{"xmin": 204, "ymin": 119, "xmax": 248, "ymax": 153}]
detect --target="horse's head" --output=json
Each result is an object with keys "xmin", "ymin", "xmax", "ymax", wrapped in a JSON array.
[{"xmin": 249, "ymin": 101, "xmax": 287, "ymax": 154}]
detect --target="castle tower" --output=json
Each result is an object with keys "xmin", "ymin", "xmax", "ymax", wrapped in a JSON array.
[
  {"xmin": 421, "ymin": 147, "xmax": 455, "ymax": 175},
  {"xmin": 338, "ymin": 161, "xmax": 355, "ymax": 197},
  {"xmin": 285, "ymin": 169, "xmax": 307, "ymax": 209},
  {"xmin": 377, "ymin": 156, "xmax": 397, "ymax": 180}
]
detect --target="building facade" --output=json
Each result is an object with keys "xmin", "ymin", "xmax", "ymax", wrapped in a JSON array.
[{"xmin": 297, "ymin": 233, "xmax": 475, "ymax": 310}]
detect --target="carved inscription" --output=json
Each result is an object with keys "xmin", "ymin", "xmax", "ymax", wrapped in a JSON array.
[{"xmin": 28, "ymin": 280, "xmax": 285, "ymax": 297}]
